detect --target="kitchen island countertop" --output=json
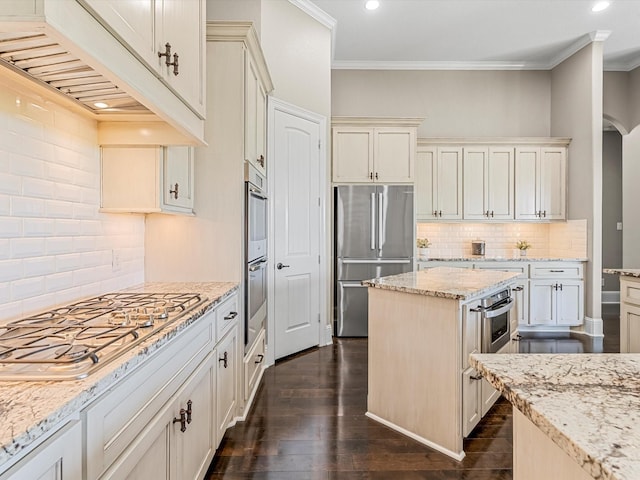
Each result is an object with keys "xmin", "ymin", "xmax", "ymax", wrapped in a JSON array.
[
  {"xmin": 0, "ymin": 281, "xmax": 238, "ymax": 468},
  {"xmin": 419, "ymin": 255, "xmax": 588, "ymax": 262},
  {"xmin": 603, "ymin": 268, "xmax": 640, "ymax": 278},
  {"xmin": 363, "ymin": 266, "xmax": 521, "ymax": 300},
  {"xmin": 470, "ymin": 353, "xmax": 640, "ymax": 480}
]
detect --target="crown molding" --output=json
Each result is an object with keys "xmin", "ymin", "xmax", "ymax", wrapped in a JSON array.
[
  {"xmin": 332, "ymin": 60, "xmax": 547, "ymax": 71},
  {"xmin": 332, "ymin": 116, "xmax": 425, "ymax": 127},
  {"xmin": 288, "ymin": 0, "xmax": 336, "ymax": 30}
]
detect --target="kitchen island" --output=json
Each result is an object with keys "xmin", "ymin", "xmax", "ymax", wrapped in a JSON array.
[
  {"xmin": 470, "ymin": 353, "xmax": 640, "ymax": 480},
  {"xmin": 363, "ymin": 267, "xmax": 520, "ymax": 460},
  {"xmin": 0, "ymin": 282, "xmax": 238, "ymax": 478},
  {"xmin": 604, "ymin": 268, "xmax": 640, "ymax": 352}
]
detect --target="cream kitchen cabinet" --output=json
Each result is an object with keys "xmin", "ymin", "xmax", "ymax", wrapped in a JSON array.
[
  {"xmin": 463, "ymin": 146, "xmax": 514, "ymax": 220},
  {"xmin": 244, "ymin": 327, "xmax": 266, "ymax": 402},
  {"xmin": 101, "ymin": 145, "xmax": 194, "ymax": 215},
  {"xmin": 0, "ymin": 420, "xmax": 82, "ymax": 480},
  {"xmin": 619, "ymin": 276, "xmax": 640, "ymax": 353},
  {"xmin": 79, "ymin": 0, "xmax": 205, "ymax": 117},
  {"xmin": 528, "ymin": 263, "xmax": 584, "ymax": 326},
  {"xmin": 515, "ymin": 146, "xmax": 567, "ymax": 220},
  {"xmin": 332, "ymin": 118, "xmax": 422, "ymax": 184},
  {"xmin": 415, "ymin": 144, "xmax": 463, "ymax": 220},
  {"xmin": 245, "ymin": 50, "xmax": 268, "ymax": 174}
]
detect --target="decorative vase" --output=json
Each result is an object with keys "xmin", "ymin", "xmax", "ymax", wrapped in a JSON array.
[
  {"xmin": 520, "ymin": 249, "xmax": 527, "ymax": 257},
  {"xmin": 418, "ymin": 248, "xmax": 430, "ymax": 260}
]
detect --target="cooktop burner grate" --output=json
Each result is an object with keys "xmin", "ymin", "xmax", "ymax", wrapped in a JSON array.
[{"xmin": 0, "ymin": 292, "xmax": 207, "ymax": 380}]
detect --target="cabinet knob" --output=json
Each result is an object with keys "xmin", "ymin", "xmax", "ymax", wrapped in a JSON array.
[
  {"xmin": 490, "ymin": 211, "xmax": 494, "ymax": 218},
  {"xmin": 224, "ymin": 311, "xmax": 238, "ymax": 321},
  {"xmin": 219, "ymin": 351, "xmax": 228, "ymax": 368},
  {"xmin": 433, "ymin": 210, "xmax": 438, "ymax": 217},
  {"xmin": 542, "ymin": 210, "xmax": 546, "ymax": 218},
  {"xmin": 470, "ymin": 374, "xmax": 483, "ymax": 381},
  {"xmin": 255, "ymin": 354, "xmax": 264, "ymax": 364},
  {"xmin": 168, "ymin": 52, "xmax": 179, "ymax": 76},
  {"xmin": 169, "ymin": 183, "xmax": 179, "ymax": 200},
  {"xmin": 186, "ymin": 400, "xmax": 193, "ymax": 424},
  {"xmin": 439, "ymin": 210, "xmax": 443, "ymax": 217},
  {"xmin": 257, "ymin": 155, "xmax": 265, "ymax": 168},
  {"xmin": 370, "ymin": 172, "xmax": 374, "ymax": 180},
  {"xmin": 375, "ymin": 172, "xmax": 379, "ymax": 180},
  {"xmin": 158, "ymin": 42, "xmax": 172, "ymax": 63},
  {"xmin": 173, "ymin": 408, "xmax": 187, "ymax": 432}
]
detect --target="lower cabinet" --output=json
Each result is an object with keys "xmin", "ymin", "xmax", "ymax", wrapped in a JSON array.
[
  {"xmin": 216, "ymin": 327, "xmax": 238, "ymax": 444},
  {"xmin": 620, "ymin": 277, "xmax": 640, "ymax": 353},
  {"xmin": 529, "ymin": 279, "xmax": 584, "ymax": 326},
  {"xmin": 0, "ymin": 420, "xmax": 82, "ymax": 480},
  {"xmin": 244, "ymin": 328, "xmax": 266, "ymax": 401}
]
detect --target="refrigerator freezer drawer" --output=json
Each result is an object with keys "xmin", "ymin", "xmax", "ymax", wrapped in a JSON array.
[
  {"xmin": 336, "ymin": 281, "xmax": 369, "ymax": 337},
  {"xmin": 336, "ymin": 259, "xmax": 412, "ymax": 282}
]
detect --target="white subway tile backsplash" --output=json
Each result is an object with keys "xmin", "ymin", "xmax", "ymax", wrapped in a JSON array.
[{"xmin": 0, "ymin": 74, "xmax": 145, "ymax": 320}]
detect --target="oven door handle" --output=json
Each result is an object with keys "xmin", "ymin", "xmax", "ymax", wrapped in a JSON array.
[
  {"xmin": 249, "ymin": 188, "xmax": 267, "ymax": 201},
  {"xmin": 484, "ymin": 298, "xmax": 514, "ymax": 318},
  {"xmin": 249, "ymin": 259, "xmax": 268, "ymax": 272}
]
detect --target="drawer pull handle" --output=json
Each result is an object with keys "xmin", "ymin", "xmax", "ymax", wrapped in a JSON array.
[
  {"xmin": 224, "ymin": 311, "xmax": 238, "ymax": 321},
  {"xmin": 470, "ymin": 374, "xmax": 483, "ymax": 381},
  {"xmin": 255, "ymin": 354, "xmax": 264, "ymax": 364},
  {"xmin": 173, "ymin": 409, "xmax": 187, "ymax": 432},
  {"xmin": 511, "ymin": 286, "xmax": 524, "ymax": 292},
  {"xmin": 550, "ymin": 270, "xmax": 565, "ymax": 273},
  {"xmin": 219, "ymin": 351, "xmax": 228, "ymax": 368},
  {"xmin": 186, "ymin": 400, "xmax": 193, "ymax": 424}
]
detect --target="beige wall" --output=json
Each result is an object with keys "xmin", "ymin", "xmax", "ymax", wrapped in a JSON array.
[
  {"xmin": 602, "ymin": 131, "xmax": 623, "ymax": 292},
  {"xmin": 260, "ymin": 0, "xmax": 332, "ymax": 119},
  {"xmin": 207, "ymin": 0, "xmax": 262, "ymax": 35},
  {"xmin": 623, "ymin": 126, "xmax": 640, "ymax": 267},
  {"xmin": 603, "ymin": 71, "xmax": 630, "ymax": 133},
  {"xmin": 630, "ymin": 67, "xmax": 640, "ymax": 130},
  {"xmin": 550, "ymin": 42, "xmax": 603, "ymax": 327},
  {"xmin": 331, "ymin": 70, "xmax": 551, "ymax": 137}
]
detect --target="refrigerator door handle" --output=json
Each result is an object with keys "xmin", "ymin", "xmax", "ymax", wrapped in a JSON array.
[
  {"xmin": 370, "ymin": 193, "xmax": 376, "ymax": 250},
  {"xmin": 378, "ymin": 192, "xmax": 384, "ymax": 254},
  {"xmin": 340, "ymin": 259, "xmax": 412, "ymax": 264}
]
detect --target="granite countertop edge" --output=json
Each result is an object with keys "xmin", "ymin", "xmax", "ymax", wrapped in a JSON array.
[
  {"xmin": 420, "ymin": 256, "xmax": 588, "ymax": 262},
  {"xmin": 0, "ymin": 281, "xmax": 239, "ymax": 468},
  {"xmin": 603, "ymin": 268, "xmax": 640, "ymax": 278},
  {"xmin": 469, "ymin": 354, "xmax": 621, "ymax": 480}
]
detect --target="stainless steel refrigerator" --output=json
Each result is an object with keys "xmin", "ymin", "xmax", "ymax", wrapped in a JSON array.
[{"xmin": 335, "ymin": 185, "xmax": 414, "ymax": 336}]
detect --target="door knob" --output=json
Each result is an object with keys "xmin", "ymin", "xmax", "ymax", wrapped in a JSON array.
[{"xmin": 276, "ymin": 263, "xmax": 290, "ymax": 270}]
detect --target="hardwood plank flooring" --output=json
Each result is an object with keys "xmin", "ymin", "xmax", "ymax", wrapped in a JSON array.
[{"xmin": 207, "ymin": 306, "xmax": 620, "ymax": 479}]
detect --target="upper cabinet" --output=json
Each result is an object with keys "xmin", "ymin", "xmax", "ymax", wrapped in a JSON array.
[
  {"xmin": 463, "ymin": 146, "xmax": 514, "ymax": 220},
  {"xmin": 207, "ymin": 22, "xmax": 273, "ymax": 177},
  {"xmin": 416, "ymin": 138, "xmax": 569, "ymax": 223},
  {"xmin": 515, "ymin": 146, "xmax": 567, "ymax": 220},
  {"xmin": 101, "ymin": 145, "xmax": 194, "ymax": 215},
  {"xmin": 416, "ymin": 144, "xmax": 463, "ymax": 221},
  {"xmin": 332, "ymin": 118, "xmax": 423, "ymax": 184},
  {"xmin": 0, "ymin": 0, "xmax": 206, "ymax": 143}
]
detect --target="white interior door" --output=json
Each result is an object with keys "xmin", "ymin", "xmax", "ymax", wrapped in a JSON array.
[{"xmin": 271, "ymin": 102, "xmax": 322, "ymax": 360}]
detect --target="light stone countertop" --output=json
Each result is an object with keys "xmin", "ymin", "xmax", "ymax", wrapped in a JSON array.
[
  {"xmin": 0, "ymin": 282, "xmax": 238, "ymax": 468},
  {"xmin": 603, "ymin": 268, "xmax": 640, "ymax": 278},
  {"xmin": 362, "ymin": 267, "xmax": 521, "ymax": 300},
  {"xmin": 470, "ymin": 353, "xmax": 640, "ymax": 480},
  {"xmin": 419, "ymin": 256, "xmax": 588, "ymax": 262}
]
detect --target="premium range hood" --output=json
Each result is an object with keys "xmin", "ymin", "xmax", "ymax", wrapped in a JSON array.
[{"xmin": 0, "ymin": 31, "xmax": 149, "ymax": 114}]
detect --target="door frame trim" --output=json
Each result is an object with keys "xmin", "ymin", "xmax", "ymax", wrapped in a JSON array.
[{"xmin": 266, "ymin": 97, "xmax": 328, "ymax": 367}]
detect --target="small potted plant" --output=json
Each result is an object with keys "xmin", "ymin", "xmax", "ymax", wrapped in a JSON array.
[
  {"xmin": 417, "ymin": 238, "xmax": 431, "ymax": 260},
  {"xmin": 516, "ymin": 240, "xmax": 532, "ymax": 257}
]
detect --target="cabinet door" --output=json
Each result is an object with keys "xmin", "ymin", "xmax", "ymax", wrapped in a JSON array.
[
  {"xmin": 480, "ymin": 378, "xmax": 500, "ymax": 417},
  {"xmin": 0, "ymin": 421, "xmax": 82, "ymax": 480},
  {"xmin": 163, "ymin": 146, "xmax": 194, "ymax": 212},
  {"xmin": 175, "ymin": 356, "xmax": 216, "ymax": 480},
  {"xmin": 621, "ymin": 303, "xmax": 640, "ymax": 353},
  {"xmin": 415, "ymin": 147, "xmax": 436, "ymax": 221},
  {"xmin": 515, "ymin": 147, "xmax": 540, "ymax": 220},
  {"xmin": 436, "ymin": 147, "xmax": 463, "ymax": 219},
  {"xmin": 80, "ymin": 0, "xmax": 157, "ymax": 70},
  {"xmin": 539, "ymin": 147, "xmax": 566, "ymax": 220},
  {"xmin": 512, "ymin": 280, "xmax": 528, "ymax": 327},
  {"xmin": 216, "ymin": 328, "xmax": 238, "ymax": 443},
  {"xmin": 462, "ymin": 368, "xmax": 481, "ymax": 437},
  {"xmin": 462, "ymin": 307, "xmax": 481, "ymax": 368},
  {"xmin": 332, "ymin": 127, "xmax": 374, "ymax": 182},
  {"xmin": 374, "ymin": 127, "xmax": 414, "ymax": 183},
  {"xmin": 528, "ymin": 280, "xmax": 555, "ymax": 325},
  {"xmin": 158, "ymin": 0, "xmax": 205, "ymax": 114},
  {"xmin": 487, "ymin": 147, "xmax": 514, "ymax": 220},
  {"xmin": 463, "ymin": 146, "xmax": 489, "ymax": 220},
  {"xmin": 245, "ymin": 51, "xmax": 267, "ymax": 174},
  {"xmin": 555, "ymin": 280, "xmax": 584, "ymax": 326}
]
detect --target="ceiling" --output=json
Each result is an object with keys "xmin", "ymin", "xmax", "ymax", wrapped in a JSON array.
[{"xmin": 304, "ymin": 0, "xmax": 640, "ymax": 71}]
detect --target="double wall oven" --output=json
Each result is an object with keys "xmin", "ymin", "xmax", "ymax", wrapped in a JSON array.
[{"xmin": 244, "ymin": 162, "xmax": 268, "ymax": 354}]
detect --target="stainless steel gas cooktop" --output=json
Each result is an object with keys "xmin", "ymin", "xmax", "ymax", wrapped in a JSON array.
[{"xmin": 0, "ymin": 292, "xmax": 207, "ymax": 381}]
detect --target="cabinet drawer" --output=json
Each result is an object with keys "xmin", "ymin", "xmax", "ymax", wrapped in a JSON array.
[
  {"xmin": 244, "ymin": 328, "xmax": 266, "ymax": 401},
  {"xmin": 216, "ymin": 293, "xmax": 239, "ymax": 342},
  {"xmin": 473, "ymin": 263, "xmax": 527, "ymax": 277},
  {"xmin": 621, "ymin": 279, "xmax": 640, "ymax": 307},
  {"xmin": 529, "ymin": 263, "xmax": 583, "ymax": 279},
  {"xmin": 84, "ymin": 310, "xmax": 215, "ymax": 480}
]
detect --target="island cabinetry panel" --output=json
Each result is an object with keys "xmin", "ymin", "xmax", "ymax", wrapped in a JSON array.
[
  {"xmin": 515, "ymin": 146, "xmax": 567, "ymax": 220},
  {"xmin": 620, "ymin": 276, "xmax": 640, "ymax": 352},
  {"xmin": 101, "ymin": 145, "xmax": 194, "ymax": 215},
  {"xmin": 416, "ymin": 145, "xmax": 463, "ymax": 220},
  {"xmin": 332, "ymin": 118, "xmax": 422, "ymax": 184},
  {"xmin": 79, "ymin": 0, "xmax": 205, "ymax": 116},
  {"xmin": 463, "ymin": 146, "xmax": 514, "ymax": 220},
  {"xmin": 0, "ymin": 420, "xmax": 81, "ymax": 480}
]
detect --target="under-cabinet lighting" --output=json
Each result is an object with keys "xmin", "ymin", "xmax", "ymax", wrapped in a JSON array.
[
  {"xmin": 592, "ymin": 1, "xmax": 610, "ymax": 12},
  {"xmin": 365, "ymin": 0, "xmax": 380, "ymax": 10}
]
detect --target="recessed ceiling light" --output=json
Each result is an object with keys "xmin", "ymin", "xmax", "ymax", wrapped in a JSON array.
[
  {"xmin": 365, "ymin": 0, "xmax": 380, "ymax": 11},
  {"xmin": 93, "ymin": 102, "xmax": 108, "ymax": 109},
  {"xmin": 592, "ymin": 1, "xmax": 610, "ymax": 12}
]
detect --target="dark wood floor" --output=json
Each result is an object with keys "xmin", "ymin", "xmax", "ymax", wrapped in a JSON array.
[{"xmin": 207, "ymin": 307, "xmax": 620, "ymax": 479}]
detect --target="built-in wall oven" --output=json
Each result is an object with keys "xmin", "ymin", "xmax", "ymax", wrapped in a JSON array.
[
  {"xmin": 245, "ymin": 162, "xmax": 268, "ymax": 354},
  {"xmin": 475, "ymin": 288, "xmax": 514, "ymax": 353}
]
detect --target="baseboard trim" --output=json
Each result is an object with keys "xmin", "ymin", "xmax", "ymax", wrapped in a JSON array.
[
  {"xmin": 365, "ymin": 411, "xmax": 465, "ymax": 461},
  {"xmin": 572, "ymin": 316, "xmax": 604, "ymax": 337}
]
